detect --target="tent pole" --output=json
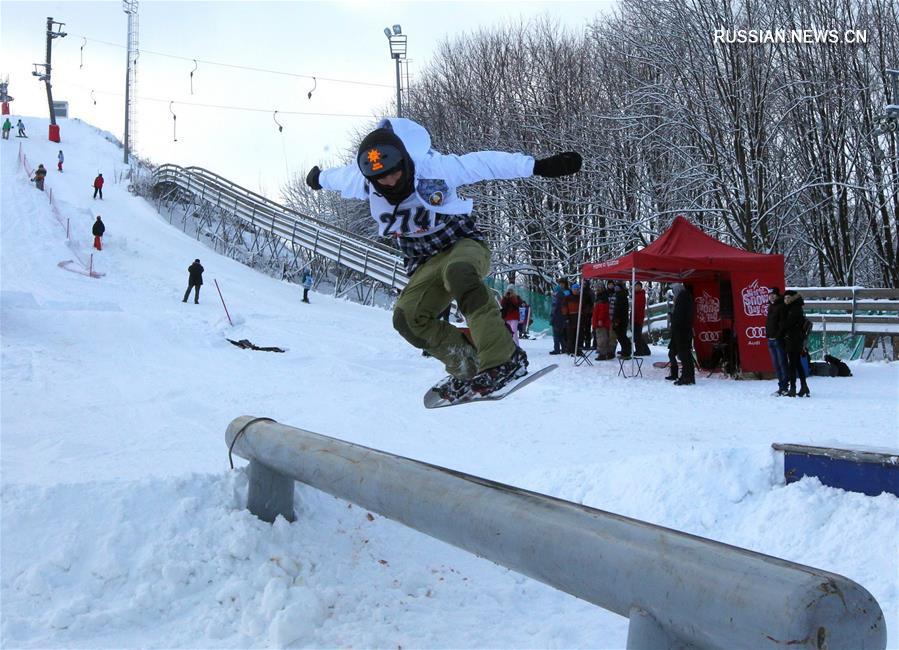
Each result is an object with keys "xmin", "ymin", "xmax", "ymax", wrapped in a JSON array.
[
  {"xmin": 574, "ymin": 273, "xmax": 584, "ymax": 363},
  {"xmin": 631, "ymin": 268, "xmax": 636, "ymax": 358}
]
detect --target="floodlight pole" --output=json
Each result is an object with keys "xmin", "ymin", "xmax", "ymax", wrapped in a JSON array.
[
  {"xmin": 394, "ymin": 56, "xmax": 403, "ymax": 118},
  {"xmin": 385, "ymin": 25, "xmax": 407, "ymax": 118}
]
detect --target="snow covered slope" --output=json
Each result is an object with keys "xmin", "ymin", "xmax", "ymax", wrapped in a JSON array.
[{"xmin": 2, "ymin": 117, "xmax": 897, "ymax": 648}]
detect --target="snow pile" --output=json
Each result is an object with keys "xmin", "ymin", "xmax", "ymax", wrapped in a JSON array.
[{"xmin": 2, "ymin": 117, "xmax": 897, "ymax": 648}]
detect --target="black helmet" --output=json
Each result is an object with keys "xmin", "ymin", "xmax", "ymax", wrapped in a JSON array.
[
  {"xmin": 356, "ymin": 126, "xmax": 415, "ymax": 205},
  {"xmin": 358, "ymin": 142, "xmax": 405, "ymax": 179}
]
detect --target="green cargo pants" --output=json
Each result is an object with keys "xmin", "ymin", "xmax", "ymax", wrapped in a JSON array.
[{"xmin": 393, "ymin": 238, "xmax": 515, "ymax": 379}]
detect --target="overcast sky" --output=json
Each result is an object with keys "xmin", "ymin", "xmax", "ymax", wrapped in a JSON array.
[{"xmin": 2, "ymin": 1, "xmax": 614, "ymax": 197}]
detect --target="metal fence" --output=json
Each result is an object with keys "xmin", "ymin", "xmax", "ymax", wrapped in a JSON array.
[
  {"xmin": 151, "ymin": 164, "xmax": 408, "ymax": 298},
  {"xmin": 226, "ymin": 416, "xmax": 886, "ymax": 650}
]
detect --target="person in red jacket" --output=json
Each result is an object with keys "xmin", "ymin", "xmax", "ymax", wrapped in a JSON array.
[
  {"xmin": 591, "ymin": 282, "xmax": 612, "ymax": 359},
  {"xmin": 500, "ymin": 285, "xmax": 524, "ymax": 345},
  {"xmin": 633, "ymin": 281, "xmax": 651, "ymax": 356},
  {"xmin": 93, "ymin": 173, "xmax": 104, "ymax": 200}
]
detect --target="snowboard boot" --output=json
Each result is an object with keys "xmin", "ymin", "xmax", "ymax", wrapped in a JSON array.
[
  {"xmin": 673, "ymin": 377, "xmax": 695, "ymax": 386},
  {"xmin": 433, "ymin": 375, "xmax": 473, "ymax": 402},
  {"xmin": 797, "ymin": 385, "xmax": 810, "ymax": 397},
  {"xmin": 470, "ymin": 348, "xmax": 529, "ymax": 396},
  {"xmin": 665, "ymin": 374, "xmax": 678, "ymax": 381}
]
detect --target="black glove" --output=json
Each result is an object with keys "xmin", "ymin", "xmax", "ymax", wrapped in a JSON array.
[
  {"xmin": 533, "ymin": 152, "xmax": 582, "ymax": 178},
  {"xmin": 306, "ymin": 166, "xmax": 322, "ymax": 190}
]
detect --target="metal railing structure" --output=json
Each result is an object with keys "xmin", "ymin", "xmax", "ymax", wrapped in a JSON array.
[
  {"xmin": 644, "ymin": 287, "xmax": 899, "ymax": 337},
  {"xmin": 150, "ymin": 164, "xmax": 407, "ymax": 303},
  {"xmin": 226, "ymin": 416, "xmax": 887, "ymax": 650}
]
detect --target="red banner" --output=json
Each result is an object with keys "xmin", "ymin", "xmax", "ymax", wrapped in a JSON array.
[
  {"xmin": 688, "ymin": 280, "xmax": 721, "ymax": 366},
  {"xmin": 731, "ymin": 271, "xmax": 784, "ymax": 373}
]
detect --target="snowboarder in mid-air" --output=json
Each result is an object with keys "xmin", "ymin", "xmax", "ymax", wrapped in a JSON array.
[{"xmin": 306, "ymin": 117, "xmax": 581, "ymax": 402}]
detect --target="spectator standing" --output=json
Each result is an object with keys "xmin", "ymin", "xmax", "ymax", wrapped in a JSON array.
[
  {"xmin": 301, "ymin": 269, "xmax": 313, "ymax": 303},
  {"xmin": 550, "ymin": 279, "xmax": 569, "ymax": 355},
  {"xmin": 611, "ymin": 281, "xmax": 632, "ymax": 358},
  {"xmin": 92, "ymin": 216, "xmax": 105, "ymax": 251},
  {"xmin": 766, "ymin": 287, "xmax": 789, "ymax": 395},
  {"xmin": 563, "ymin": 282, "xmax": 590, "ymax": 354},
  {"xmin": 93, "ymin": 173, "xmax": 104, "ymax": 199},
  {"xmin": 31, "ymin": 164, "xmax": 47, "ymax": 191},
  {"xmin": 183, "ymin": 259, "xmax": 204, "ymax": 304},
  {"xmin": 1, "ymin": 117, "xmax": 10, "ymax": 139},
  {"xmin": 57, "ymin": 150, "xmax": 64, "ymax": 172},
  {"xmin": 517, "ymin": 300, "xmax": 530, "ymax": 339},
  {"xmin": 591, "ymin": 282, "xmax": 612, "ymax": 360},
  {"xmin": 666, "ymin": 283, "xmax": 695, "ymax": 385},
  {"xmin": 781, "ymin": 290, "xmax": 810, "ymax": 397},
  {"xmin": 633, "ymin": 281, "xmax": 651, "ymax": 356},
  {"xmin": 500, "ymin": 286, "xmax": 524, "ymax": 345}
]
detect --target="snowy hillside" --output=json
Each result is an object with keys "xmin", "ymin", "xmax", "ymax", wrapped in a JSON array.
[{"xmin": 2, "ymin": 117, "xmax": 898, "ymax": 649}]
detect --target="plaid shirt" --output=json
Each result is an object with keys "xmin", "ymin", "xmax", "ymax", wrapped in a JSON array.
[{"xmin": 395, "ymin": 215, "xmax": 484, "ymax": 276}]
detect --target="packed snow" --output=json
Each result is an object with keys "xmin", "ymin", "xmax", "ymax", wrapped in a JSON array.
[{"xmin": 2, "ymin": 117, "xmax": 898, "ymax": 648}]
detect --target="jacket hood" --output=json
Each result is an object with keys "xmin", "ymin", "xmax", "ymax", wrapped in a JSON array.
[
  {"xmin": 784, "ymin": 292, "xmax": 804, "ymax": 306},
  {"xmin": 376, "ymin": 117, "xmax": 432, "ymax": 161}
]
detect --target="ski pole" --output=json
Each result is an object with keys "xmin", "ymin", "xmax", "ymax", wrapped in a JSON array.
[{"xmin": 215, "ymin": 279, "xmax": 233, "ymax": 326}]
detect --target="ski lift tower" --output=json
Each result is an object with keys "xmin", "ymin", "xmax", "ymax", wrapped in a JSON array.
[
  {"xmin": 31, "ymin": 17, "xmax": 67, "ymax": 142},
  {"xmin": 0, "ymin": 77, "xmax": 13, "ymax": 115},
  {"xmin": 123, "ymin": 0, "xmax": 139, "ymax": 164}
]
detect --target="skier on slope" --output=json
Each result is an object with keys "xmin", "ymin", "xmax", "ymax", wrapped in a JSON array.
[{"xmin": 305, "ymin": 117, "xmax": 581, "ymax": 400}]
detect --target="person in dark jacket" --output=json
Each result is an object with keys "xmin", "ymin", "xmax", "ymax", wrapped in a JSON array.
[
  {"xmin": 183, "ymin": 259, "xmax": 204, "ymax": 304},
  {"xmin": 780, "ymin": 290, "xmax": 810, "ymax": 397},
  {"xmin": 550, "ymin": 279, "xmax": 569, "ymax": 355},
  {"xmin": 92, "ymin": 216, "xmax": 105, "ymax": 250},
  {"xmin": 31, "ymin": 164, "xmax": 47, "ymax": 191},
  {"xmin": 610, "ymin": 282, "xmax": 631, "ymax": 358},
  {"xmin": 766, "ymin": 287, "xmax": 789, "ymax": 395},
  {"xmin": 93, "ymin": 173, "xmax": 104, "ymax": 199},
  {"xmin": 301, "ymin": 269, "xmax": 313, "ymax": 303},
  {"xmin": 666, "ymin": 283, "xmax": 695, "ymax": 385}
]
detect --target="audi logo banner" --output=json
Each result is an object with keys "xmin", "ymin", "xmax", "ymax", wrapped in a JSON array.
[{"xmin": 744, "ymin": 326, "xmax": 766, "ymax": 339}]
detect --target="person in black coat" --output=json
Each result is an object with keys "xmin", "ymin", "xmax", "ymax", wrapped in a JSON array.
[
  {"xmin": 92, "ymin": 216, "xmax": 105, "ymax": 251},
  {"xmin": 780, "ymin": 290, "xmax": 810, "ymax": 397},
  {"xmin": 766, "ymin": 287, "xmax": 789, "ymax": 395},
  {"xmin": 666, "ymin": 283, "xmax": 695, "ymax": 385},
  {"xmin": 610, "ymin": 282, "xmax": 631, "ymax": 358},
  {"xmin": 183, "ymin": 259, "xmax": 204, "ymax": 304}
]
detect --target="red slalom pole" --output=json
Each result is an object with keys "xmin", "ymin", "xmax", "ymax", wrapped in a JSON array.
[{"xmin": 214, "ymin": 279, "xmax": 233, "ymax": 326}]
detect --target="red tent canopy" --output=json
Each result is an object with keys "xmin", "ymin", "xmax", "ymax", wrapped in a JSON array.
[
  {"xmin": 581, "ymin": 216, "xmax": 785, "ymax": 373},
  {"xmin": 582, "ymin": 216, "xmax": 783, "ymax": 281}
]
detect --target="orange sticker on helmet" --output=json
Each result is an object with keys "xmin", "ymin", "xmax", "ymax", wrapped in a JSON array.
[{"xmin": 367, "ymin": 148, "xmax": 384, "ymax": 171}]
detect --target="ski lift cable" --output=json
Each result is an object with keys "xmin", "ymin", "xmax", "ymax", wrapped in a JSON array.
[
  {"xmin": 65, "ymin": 83, "xmax": 375, "ymax": 118},
  {"xmin": 72, "ymin": 34, "xmax": 394, "ymax": 89}
]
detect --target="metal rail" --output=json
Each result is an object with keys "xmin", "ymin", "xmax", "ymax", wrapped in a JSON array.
[
  {"xmin": 644, "ymin": 288, "xmax": 899, "ymax": 336},
  {"xmin": 226, "ymin": 416, "xmax": 887, "ymax": 650},
  {"xmin": 151, "ymin": 164, "xmax": 408, "ymax": 291}
]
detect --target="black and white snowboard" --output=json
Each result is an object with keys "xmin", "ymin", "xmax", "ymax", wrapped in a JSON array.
[{"xmin": 423, "ymin": 364, "xmax": 558, "ymax": 409}]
